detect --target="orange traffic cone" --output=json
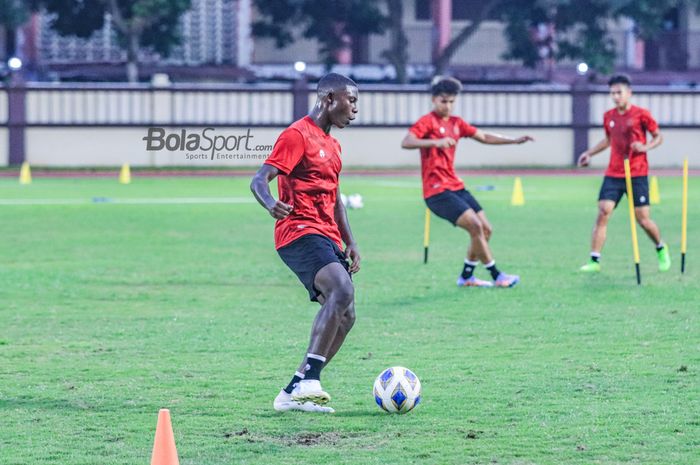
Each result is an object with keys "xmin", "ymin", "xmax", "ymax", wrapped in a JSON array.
[{"xmin": 151, "ymin": 409, "xmax": 179, "ymax": 465}]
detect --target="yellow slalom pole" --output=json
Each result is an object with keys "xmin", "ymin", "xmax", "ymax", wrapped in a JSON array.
[
  {"xmin": 423, "ymin": 208, "xmax": 431, "ymax": 264},
  {"xmin": 681, "ymin": 157, "xmax": 688, "ymax": 273},
  {"xmin": 623, "ymin": 159, "xmax": 641, "ymax": 284}
]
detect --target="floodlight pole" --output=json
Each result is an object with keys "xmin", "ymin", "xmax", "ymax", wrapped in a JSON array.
[
  {"xmin": 571, "ymin": 79, "xmax": 590, "ymax": 167},
  {"xmin": 292, "ymin": 74, "xmax": 309, "ymax": 121},
  {"xmin": 8, "ymin": 69, "xmax": 27, "ymax": 166}
]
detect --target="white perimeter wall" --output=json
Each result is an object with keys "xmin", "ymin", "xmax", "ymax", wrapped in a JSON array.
[
  {"xmin": 6, "ymin": 87, "xmax": 700, "ymax": 168},
  {"xmin": 15, "ymin": 126, "xmax": 700, "ymax": 169},
  {"xmin": 586, "ymin": 128, "xmax": 700, "ymax": 169},
  {"xmin": 0, "ymin": 128, "xmax": 7, "ymax": 166}
]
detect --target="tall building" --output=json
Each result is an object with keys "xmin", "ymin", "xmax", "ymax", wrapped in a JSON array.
[{"xmin": 31, "ymin": 0, "xmax": 251, "ymax": 66}]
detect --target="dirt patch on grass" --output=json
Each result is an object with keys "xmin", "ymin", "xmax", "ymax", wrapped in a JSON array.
[
  {"xmin": 224, "ymin": 429, "xmax": 351, "ymax": 447},
  {"xmin": 287, "ymin": 431, "xmax": 342, "ymax": 447}
]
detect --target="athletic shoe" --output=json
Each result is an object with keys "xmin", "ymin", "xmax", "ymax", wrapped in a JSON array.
[
  {"xmin": 291, "ymin": 379, "xmax": 331, "ymax": 405},
  {"xmin": 657, "ymin": 245, "xmax": 671, "ymax": 272},
  {"xmin": 494, "ymin": 272, "xmax": 520, "ymax": 288},
  {"xmin": 579, "ymin": 260, "xmax": 601, "ymax": 273},
  {"xmin": 273, "ymin": 389, "xmax": 335, "ymax": 413},
  {"xmin": 456, "ymin": 276, "xmax": 494, "ymax": 288}
]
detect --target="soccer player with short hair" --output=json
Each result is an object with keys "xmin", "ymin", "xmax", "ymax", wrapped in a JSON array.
[
  {"xmin": 577, "ymin": 74, "xmax": 670, "ymax": 272},
  {"xmin": 401, "ymin": 77, "xmax": 534, "ymax": 288},
  {"xmin": 250, "ymin": 73, "xmax": 360, "ymax": 413}
]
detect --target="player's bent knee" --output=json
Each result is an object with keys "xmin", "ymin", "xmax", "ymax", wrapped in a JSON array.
[
  {"xmin": 343, "ymin": 305, "xmax": 356, "ymax": 331},
  {"xmin": 470, "ymin": 221, "xmax": 484, "ymax": 237},
  {"xmin": 634, "ymin": 210, "xmax": 649, "ymax": 222},
  {"xmin": 597, "ymin": 208, "xmax": 612, "ymax": 223},
  {"xmin": 460, "ymin": 217, "xmax": 483, "ymax": 237},
  {"xmin": 328, "ymin": 282, "xmax": 354, "ymax": 310}
]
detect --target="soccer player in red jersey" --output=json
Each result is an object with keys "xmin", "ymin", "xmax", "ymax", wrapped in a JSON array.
[
  {"xmin": 577, "ymin": 74, "xmax": 670, "ymax": 272},
  {"xmin": 250, "ymin": 73, "xmax": 360, "ymax": 413},
  {"xmin": 401, "ymin": 77, "xmax": 533, "ymax": 288}
]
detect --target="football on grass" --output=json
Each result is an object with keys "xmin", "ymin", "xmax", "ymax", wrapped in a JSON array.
[{"xmin": 373, "ymin": 366, "xmax": 421, "ymax": 414}]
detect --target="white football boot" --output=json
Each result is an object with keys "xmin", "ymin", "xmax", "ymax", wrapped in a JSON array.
[
  {"xmin": 291, "ymin": 379, "xmax": 331, "ymax": 405},
  {"xmin": 273, "ymin": 389, "xmax": 334, "ymax": 413}
]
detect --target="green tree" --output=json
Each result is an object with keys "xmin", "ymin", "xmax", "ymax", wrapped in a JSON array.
[
  {"xmin": 42, "ymin": 0, "xmax": 191, "ymax": 82},
  {"xmin": 381, "ymin": 0, "xmax": 409, "ymax": 83},
  {"xmin": 500, "ymin": 0, "xmax": 682, "ymax": 74},
  {"xmin": 0, "ymin": 0, "xmax": 34, "ymax": 58},
  {"xmin": 252, "ymin": 0, "xmax": 386, "ymax": 68},
  {"xmin": 432, "ymin": 0, "xmax": 696, "ymax": 77}
]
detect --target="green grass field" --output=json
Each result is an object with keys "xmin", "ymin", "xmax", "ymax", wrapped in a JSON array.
[{"xmin": 1, "ymin": 174, "xmax": 698, "ymax": 465}]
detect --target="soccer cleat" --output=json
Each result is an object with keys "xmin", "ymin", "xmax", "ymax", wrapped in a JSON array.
[
  {"xmin": 657, "ymin": 245, "xmax": 671, "ymax": 272},
  {"xmin": 456, "ymin": 276, "xmax": 494, "ymax": 288},
  {"xmin": 273, "ymin": 389, "xmax": 335, "ymax": 413},
  {"xmin": 579, "ymin": 260, "xmax": 601, "ymax": 273},
  {"xmin": 291, "ymin": 379, "xmax": 331, "ymax": 405},
  {"xmin": 493, "ymin": 272, "xmax": 520, "ymax": 288}
]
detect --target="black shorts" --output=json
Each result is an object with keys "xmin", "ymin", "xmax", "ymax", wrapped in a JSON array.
[
  {"xmin": 598, "ymin": 176, "xmax": 650, "ymax": 207},
  {"xmin": 277, "ymin": 234, "xmax": 350, "ymax": 302},
  {"xmin": 425, "ymin": 189, "xmax": 483, "ymax": 225}
]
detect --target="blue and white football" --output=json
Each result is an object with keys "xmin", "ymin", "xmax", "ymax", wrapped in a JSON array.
[{"xmin": 373, "ymin": 366, "xmax": 421, "ymax": 414}]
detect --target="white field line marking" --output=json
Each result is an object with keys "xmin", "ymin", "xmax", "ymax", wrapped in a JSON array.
[{"xmin": 0, "ymin": 197, "xmax": 255, "ymax": 206}]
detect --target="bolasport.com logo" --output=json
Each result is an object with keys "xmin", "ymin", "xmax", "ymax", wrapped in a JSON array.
[{"xmin": 142, "ymin": 127, "xmax": 274, "ymax": 161}]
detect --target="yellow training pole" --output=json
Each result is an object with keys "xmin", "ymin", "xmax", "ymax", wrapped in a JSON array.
[
  {"xmin": 682, "ymin": 157, "xmax": 688, "ymax": 273},
  {"xmin": 623, "ymin": 159, "xmax": 641, "ymax": 284},
  {"xmin": 423, "ymin": 208, "xmax": 431, "ymax": 264}
]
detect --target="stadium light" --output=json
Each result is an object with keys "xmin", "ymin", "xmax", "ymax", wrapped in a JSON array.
[
  {"xmin": 576, "ymin": 62, "xmax": 589, "ymax": 75},
  {"xmin": 8, "ymin": 57, "xmax": 22, "ymax": 71},
  {"xmin": 294, "ymin": 61, "xmax": 307, "ymax": 73}
]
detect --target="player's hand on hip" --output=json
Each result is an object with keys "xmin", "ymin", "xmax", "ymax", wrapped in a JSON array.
[
  {"xmin": 268, "ymin": 200, "xmax": 293, "ymax": 219},
  {"xmin": 630, "ymin": 141, "xmax": 646, "ymax": 153},
  {"xmin": 516, "ymin": 135, "xmax": 534, "ymax": 144},
  {"xmin": 434, "ymin": 137, "xmax": 457, "ymax": 148},
  {"xmin": 345, "ymin": 243, "xmax": 361, "ymax": 274},
  {"xmin": 577, "ymin": 152, "xmax": 591, "ymax": 167}
]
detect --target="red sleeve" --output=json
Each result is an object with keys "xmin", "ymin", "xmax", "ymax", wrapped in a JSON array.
[
  {"xmin": 409, "ymin": 116, "xmax": 432, "ymax": 139},
  {"xmin": 264, "ymin": 129, "xmax": 304, "ymax": 175},
  {"xmin": 642, "ymin": 110, "xmax": 659, "ymax": 134},
  {"xmin": 603, "ymin": 113, "xmax": 611, "ymax": 137},
  {"xmin": 458, "ymin": 118, "xmax": 478, "ymax": 138}
]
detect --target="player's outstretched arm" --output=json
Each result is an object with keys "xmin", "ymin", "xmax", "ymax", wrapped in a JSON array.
[
  {"xmin": 578, "ymin": 137, "xmax": 610, "ymax": 167},
  {"xmin": 471, "ymin": 129, "xmax": 534, "ymax": 145},
  {"xmin": 401, "ymin": 132, "xmax": 455, "ymax": 149},
  {"xmin": 334, "ymin": 187, "xmax": 360, "ymax": 273},
  {"xmin": 250, "ymin": 164, "xmax": 293, "ymax": 219}
]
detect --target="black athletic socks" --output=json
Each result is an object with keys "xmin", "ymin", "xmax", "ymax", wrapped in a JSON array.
[
  {"xmin": 485, "ymin": 261, "xmax": 501, "ymax": 280},
  {"xmin": 303, "ymin": 353, "xmax": 326, "ymax": 381},
  {"xmin": 283, "ymin": 371, "xmax": 305, "ymax": 394},
  {"xmin": 461, "ymin": 260, "xmax": 478, "ymax": 279}
]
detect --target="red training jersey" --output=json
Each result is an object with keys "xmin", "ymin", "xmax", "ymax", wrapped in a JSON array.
[
  {"xmin": 409, "ymin": 112, "xmax": 478, "ymax": 199},
  {"xmin": 264, "ymin": 116, "xmax": 343, "ymax": 250},
  {"xmin": 603, "ymin": 105, "xmax": 659, "ymax": 178}
]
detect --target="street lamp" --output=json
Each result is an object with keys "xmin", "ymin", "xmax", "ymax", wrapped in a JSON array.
[
  {"xmin": 294, "ymin": 61, "xmax": 307, "ymax": 73},
  {"xmin": 8, "ymin": 57, "xmax": 23, "ymax": 72}
]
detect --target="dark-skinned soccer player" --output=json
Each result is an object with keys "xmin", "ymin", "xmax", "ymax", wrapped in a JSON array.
[{"xmin": 250, "ymin": 73, "xmax": 360, "ymax": 413}]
